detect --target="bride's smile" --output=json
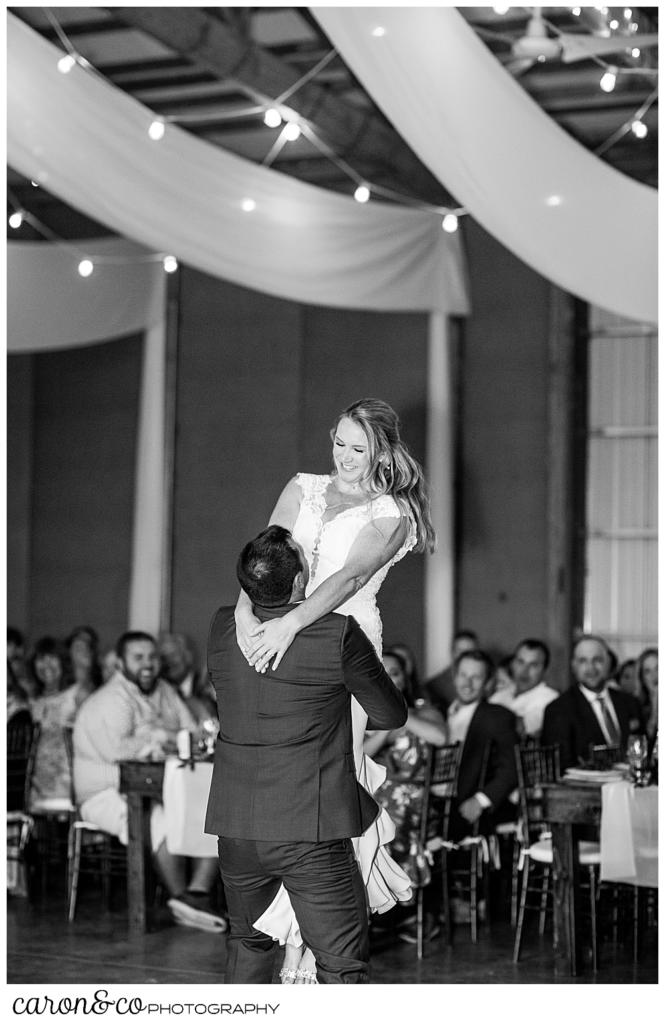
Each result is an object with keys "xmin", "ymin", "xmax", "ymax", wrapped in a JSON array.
[{"xmin": 332, "ymin": 416, "xmax": 371, "ymax": 491}]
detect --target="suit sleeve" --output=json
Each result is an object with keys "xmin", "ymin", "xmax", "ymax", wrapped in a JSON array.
[
  {"xmin": 541, "ymin": 697, "xmax": 576, "ymax": 770},
  {"xmin": 482, "ymin": 708, "xmax": 519, "ymax": 808},
  {"xmin": 340, "ymin": 617, "xmax": 407, "ymax": 729}
]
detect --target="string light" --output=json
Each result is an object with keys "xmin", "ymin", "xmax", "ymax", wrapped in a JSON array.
[
  {"xmin": 57, "ymin": 54, "xmax": 76, "ymax": 74},
  {"xmin": 441, "ymin": 213, "xmax": 458, "ymax": 233},
  {"xmin": 148, "ymin": 119, "xmax": 166, "ymax": 141},
  {"xmin": 263, "ymin": 108, "xmax": 282, "ymax": 128},
  {"xmin": 600, "ymin": 68, "xmax": 617, "ymax": 92},
  {"xmin": 609, "ymin": 19, "xmax": 619, "ymax": 30},
  {"xmin": 78, "ymin": 259, "xmax": 94, "ymax": 277},
  {"xmin": 9, "ymin": 211, "xmax": 23, "ymax": 229},
  {"xmin": 163, "ymin": 255, "xmax": 178, "ymax": 273},
  {"xmin": 371, "ymin": 26, "xmax": 386, "ymax": 37},
  {"xmin": 354, "ymin": 183, "xmax": 370, "ymax": 204},
  {"xmin": 631, "ymin": 119, "xmax": 648, "ymax": 138},
  {"xmin": 572, "ymin": 7, "xmax": 581, "ymax": 15},
  {"xmin": 283, "ymin": 122, "xmax": 301, "ymax": 142},
  {"xmin": 545, "ymin": 194, "xmax": 562, "ymax": 207},
  {"xmin": 241, "ymin": 198, "xmax": 256, "ymax": 213},
  {"xmin": 624, "ymin": 7, "xmax": 632, "ymax": 18},
  {"xmin": 631, "ymin": 48, "xmax": 641, "ymax": 58}
]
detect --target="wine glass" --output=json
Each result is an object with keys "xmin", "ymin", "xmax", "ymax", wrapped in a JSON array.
[
  {"xmin": 200, "ymin": 718, "xmax": 219, "ymax": 757},
  {"xmin": 626, "ymin": 733, "xmax": 650, "ymax": 786}
]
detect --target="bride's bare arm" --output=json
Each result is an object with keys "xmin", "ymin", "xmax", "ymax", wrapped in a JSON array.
[
  {"xmin": 234, "ymin": 477, "xmax": 302, "ymax": 652},
  {"xmin": 248, "ymin": 514, "xmax": 408, "ymax": 671}
]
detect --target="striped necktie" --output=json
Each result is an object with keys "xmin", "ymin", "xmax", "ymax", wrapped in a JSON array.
[{"xmin": 596, "ymin": 693, "xmax": 621, "ymax": 747}]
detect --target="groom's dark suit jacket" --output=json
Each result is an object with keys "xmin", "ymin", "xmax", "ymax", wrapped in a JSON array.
[{"xmin": 204, "ymin": 603, "xmax": 407, "ymax": 843}]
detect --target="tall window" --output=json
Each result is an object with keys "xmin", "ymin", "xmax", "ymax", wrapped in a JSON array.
[{"xmin": 584, "ymin": 307, "xmax": 657, "ymax": 661}]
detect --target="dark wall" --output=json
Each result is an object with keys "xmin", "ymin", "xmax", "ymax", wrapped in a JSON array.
[
  {"xmin": 7, "ymin": 353, "xmax": 34, "ymax": 632},
  {"xmin": 7, "ymin": 336, "xmax": 142, "ymax": 647},
  {"xmin": 172, "ymin": 271, "xmax": 428, "ymax": 665},
  {"xmin": 457, "ymin": 220, "xmax": 553, "ymax": 661}
]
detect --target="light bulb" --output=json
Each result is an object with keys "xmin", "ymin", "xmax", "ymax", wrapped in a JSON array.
[
  {"xmin": 148, "ymin": 119, "xmax": 166, "ymax": 141},
  {"xmin": 609, "ymin": 19, "xmax": 619, "ymax": 29},
  {"xmin": 572, "ymin": 6, "xmax": 581, "ymax": 15},
  {"xmin": 600, "ymin": 68, "xmax": 617, "ymax": 92},
  {"xmin": 57, "ymin": 54, "xmax": 76, "ymax": 74},
  {"xmin": 78, "ymin": 259, "xmax": 94, "ymax": 278},
  {"xmin": 631, "ymin": 47, "xmax": 641, "ymax": 58},
  {"xmin": 264, "ymin": 107, "xmax": 282, "ymax": 128},
  {"xmin": 493, "ymin": 4, "xmax": 510, "ymax": 13},
  {"xmin": 241, "ymin": 198, "xmax": 256, "ymax": 213},
  {"xmin": 283, "ymin": 122, "xmax": 301, "ymax": 142},
  {"xmin": 545, "ymin": 194, "xmax": 562, "ymax": 207},
  {"xmin": 629, "ymin": 21, "xmax": 638, "ymax": 31},
  {"xmin": 624, "ymin": 7, "xmax": 632, "ymax": 17},
  {"xmin": 163, "ymin": 255, "xmax": 178, "ymax": 273},
  {"xmin": 9, "ymin": 211, "xmax": 23, "ymax": 229},
  {"xmin": 441, "ymin": 214, "xmax": 458, "ymax": 233},
  {"xmin": 631, "ymin": 120, "xmax": 648, "ymax": 138},
  {"xmin": 371, "ymin": 26, "xmax": 386, "ymax": 37},
  {"xmin": 354, "ymin": 183, "xmax": 370, "ymax": 204}
]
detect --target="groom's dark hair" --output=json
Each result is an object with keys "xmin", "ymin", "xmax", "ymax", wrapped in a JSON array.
[{"xmin": 236, "ymin": 525, "xmax": 302, "ymax": 607}]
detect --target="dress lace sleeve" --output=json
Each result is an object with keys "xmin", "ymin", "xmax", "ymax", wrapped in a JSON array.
[{"xmin": 370, "ymin": 494, "xmax": 417, "ymax": 562}]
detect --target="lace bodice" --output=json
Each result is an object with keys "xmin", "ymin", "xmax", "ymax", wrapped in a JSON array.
[{"xmin": 292, "ymin": 472, "xmax": 416, "ymax": 655}]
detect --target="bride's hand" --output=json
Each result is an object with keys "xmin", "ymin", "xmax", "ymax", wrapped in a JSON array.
[
  {"xmin": 235, "ymin": 604, "xmax": 262, "ymax": 664},
  {"xmin": 246, "ymin": 615, "xmax": 298, "ymax": 673}
]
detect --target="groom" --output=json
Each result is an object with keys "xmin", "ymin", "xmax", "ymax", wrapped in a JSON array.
[{"xmin": 204, "ymin": 525, "xmax": 407, "ymax": 984}]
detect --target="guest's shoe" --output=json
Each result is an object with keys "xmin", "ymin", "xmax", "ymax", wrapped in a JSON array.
[
  {"xmin": 398, "ymin": 917, "xmax": 440, "ymax": 944},
  {"xmin": 168, "ymin": 890, "xmax": 228, "ymax": 933}
]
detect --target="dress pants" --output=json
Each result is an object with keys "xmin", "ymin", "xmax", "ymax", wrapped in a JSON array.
[{"xmin": 218, "ymin": 836, "xmax": 369, "ymax": 984}]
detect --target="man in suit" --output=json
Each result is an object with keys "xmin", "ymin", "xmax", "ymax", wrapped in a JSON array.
[
  {"xmin": 204, "ymin": 525, "xmax": 407, "ymax": 984},
  {"xmin": 446, "ymin": 649, "xmax": 519, "ymax": 840},
  {"xmin": 542, "ymin": 633, "xmax": 643, "ymax": 770}
]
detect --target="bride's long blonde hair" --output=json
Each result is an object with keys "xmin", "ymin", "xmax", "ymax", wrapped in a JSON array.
[{"xmin": 331, "ymin": 398, "xmax": 436, "ymax": 554}]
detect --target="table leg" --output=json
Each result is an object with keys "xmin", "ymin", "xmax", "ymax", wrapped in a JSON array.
[
  {"xmin": 550, "ymin": 821, "xmax": 577, "ymax": 975},
  {"xmin": 126, "ymin": 791, "xmax": 149, "ymax": 936}
]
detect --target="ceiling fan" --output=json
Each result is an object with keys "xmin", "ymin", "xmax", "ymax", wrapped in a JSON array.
[{"xmin": 502, "ymin": 6, "xmax": 658, "ymax": 76}]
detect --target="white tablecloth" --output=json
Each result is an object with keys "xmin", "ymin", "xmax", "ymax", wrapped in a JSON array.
[
  {"xmin": 600, "ymin": 781, "xmax": 658, "ymax": 888},
  {"xmin": 163, "ymin": 757, "xmax": 218, "ymax": 858}
]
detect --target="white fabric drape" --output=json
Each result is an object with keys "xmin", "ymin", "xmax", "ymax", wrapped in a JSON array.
[
  {"xmin": 314, "ymin": 7, "xmax": 657, "ymax": 326},
  {"xmin": 6, "ymin": 13, "xmax": 468, "ymax": 316},
  {"xmin": 7, "ymin": 238, "xmax": 166, "ymax": 352}
]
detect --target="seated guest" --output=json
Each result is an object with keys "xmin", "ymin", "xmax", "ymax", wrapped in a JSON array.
[
  {"xmin": 73, "ymin": 630, "xmax": 225, "ymax": 932},
  {"xmin": 612, "ymin": 658, "xmax": 638, "ymax": 697},
  {"xmin": 486, "ymin": 655, "xmax": 515, "ymax": 707},
  {"xmin": 542, "ymin": 633, "xmax": 644, "ymax": 770},
  {"xmin": 157, "ymin": 631, "xmax": 218, "ymax": 724},
  {"xmin": 28, "ymin": 636, "xmax": 78, "ymax": 810},
  {"xmin": 424, "ymin": 628, "xmax": 480, "ymax": 712},
  {"xmin": 7, "ymin": 660, "xmax": 31, "ymax": 726},
  {"xmin": 8, "ymin": 626, "xmax": 37, "ymax": 700},
  {"xmin": 364, "ymin": 647, "xmax": 448, "ymax": 873},
  {"xmin": 637, "ymin": 646, "xmax": 658, "ymax": 740},
  {"xmin": 446, "ymin": 649, "xmax": 519, "ymax": 840},
  {"xmin": 490, "ymin": 639, "xmax": 558, "ymax": 740},
  {"xmin": 65, "ymin": 625, "xmax": 103, "ymax": 712}
]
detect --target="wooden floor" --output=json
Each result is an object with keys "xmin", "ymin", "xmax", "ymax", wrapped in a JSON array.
[{"xmin": 6, "ymin": 873, "xmax": 658, "ymax": 987}]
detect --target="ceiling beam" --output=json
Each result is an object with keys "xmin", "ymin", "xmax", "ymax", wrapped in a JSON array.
[{"xmin": 112, "ymin": 6, "xmax": 453, "ymax": 206}]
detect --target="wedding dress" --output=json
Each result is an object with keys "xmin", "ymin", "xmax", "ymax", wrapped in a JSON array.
[{"xmin": 253, "ymin": 473, "xmax": 416, "ymax": 946}]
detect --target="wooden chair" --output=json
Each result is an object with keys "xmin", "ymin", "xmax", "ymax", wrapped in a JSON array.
[
  {"xmin": 62, "ymin": 727, "xmax": 127, "ymax": 921},
  {"xmin": 512, "ymin": 742, "xmax": 601, "ymax": 968},
  {"xmin": 417, "ymin": 741, "xmax": 463, "ymax": 955},
  {"xmin": 7, "ymin": 718, "xmax": 40, "ymax": 898}
]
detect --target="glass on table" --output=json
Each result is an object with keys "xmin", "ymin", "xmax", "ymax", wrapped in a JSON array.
[{"xmin": 626, "ymin": 733, "xmax": 650, "ymax": 786}]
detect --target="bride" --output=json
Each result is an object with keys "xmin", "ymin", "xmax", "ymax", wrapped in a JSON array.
[{"xmin": 235, "ymin": 397, "xmax": 436, "ymax": 983}]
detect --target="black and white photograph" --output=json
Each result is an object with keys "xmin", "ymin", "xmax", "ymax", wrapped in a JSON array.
[{"xmin": 6, "ymin": 2, "xmax": 658, "ymax": 1001}]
